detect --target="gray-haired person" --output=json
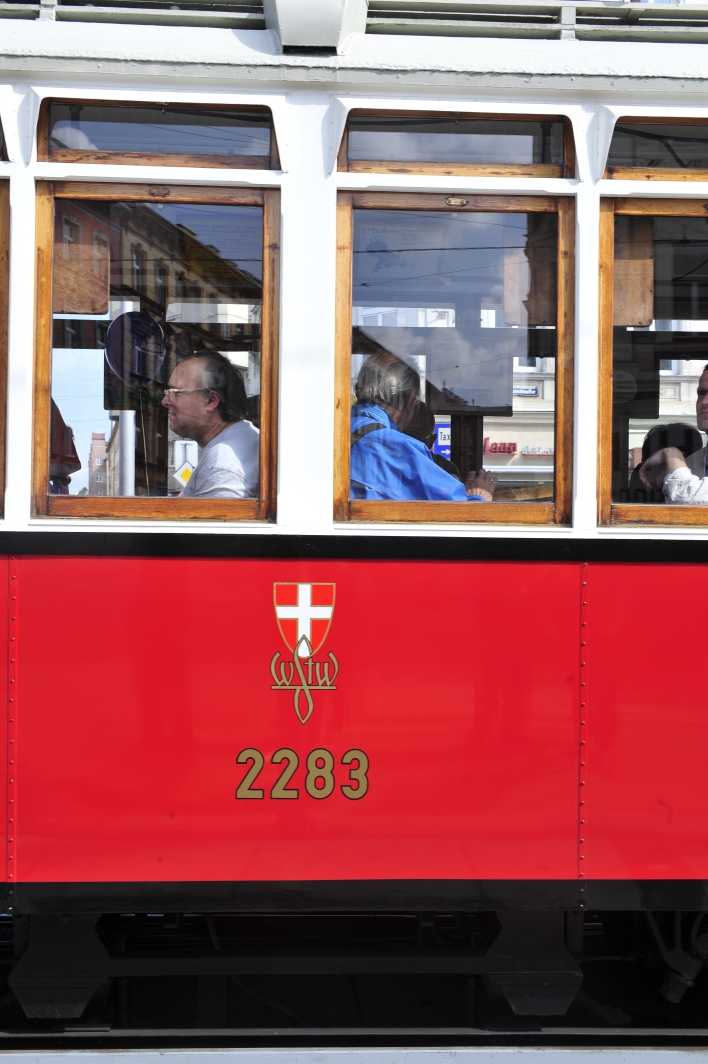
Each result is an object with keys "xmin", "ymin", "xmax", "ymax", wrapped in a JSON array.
[
  {"xmin": 162, "ymin": 351, "xmax": 259, "ymax": 499},
  {"xmin": 350, "ymin": 350, "xmax": 497, "ymax": 502}
]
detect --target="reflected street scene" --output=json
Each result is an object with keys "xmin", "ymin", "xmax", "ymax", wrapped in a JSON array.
[
  {"xmin": 350, "ymin": 208, "xmax": 558, "ymax": 503},
  {"xmin": 50, "ymin": 199, "xmax": 263, "ymax": 499},
  {"xmin": 612, "ymin": 215, "xmax": 708, "ymax": 504}
]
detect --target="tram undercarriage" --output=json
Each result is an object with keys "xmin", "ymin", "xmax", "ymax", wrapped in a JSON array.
[{"xmin": 1, "ymin": 908, "xmax": 708, "ymax": 1033}]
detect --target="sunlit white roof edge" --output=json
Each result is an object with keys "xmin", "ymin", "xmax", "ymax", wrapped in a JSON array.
[{"xmin": 6, "ymin": 21, "xmax": 708, "ymax": 83}]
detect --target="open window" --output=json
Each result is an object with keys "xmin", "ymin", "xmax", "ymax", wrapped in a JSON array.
[
  {"xmin": 606, "ymin": 119, "xmax": 708, "ymax": 181},
  {"xmin": 599, "ymin": 198, "xmax": 708, "ymax": 525},
  {"xmin": 38, "ymin": 101, "xmax": 280, "ymax": 169},
  {"xmin": 34, "ymin": 182, "xmax": 279, "ymax": 520},
  {"xmin": 335, "ymin": 192, "xmax": 574, "ymax": 524},
  {"xmin": 338, "ymin": 111, "xmax": 575, "ymax": 178}
]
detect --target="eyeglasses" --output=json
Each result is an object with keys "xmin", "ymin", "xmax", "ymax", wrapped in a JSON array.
[{"xmin": 163, "ymin": 387, "xmax": 209, "ymax": 401}]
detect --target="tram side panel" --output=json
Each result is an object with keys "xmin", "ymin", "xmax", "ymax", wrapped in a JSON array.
[
  {"xmin": 587, "ymin": 562, "xmax": 708, "ymax": 880},
  {"xmin": 0, "ymin": 558, "xmax": 8, "ymax": 887},
  {"xmin": 12, "ymin": 557, "xmax": 579, "ymax": 887}
]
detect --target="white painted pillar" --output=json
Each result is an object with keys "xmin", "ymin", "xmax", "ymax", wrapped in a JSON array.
[
  {"xmin": 3, "ymin": 94, "xmax": 36, "ymax": 526},
  {"xmin": 572, "ymin": 106, "xmax": 602, "ymax": 534},
  {"xmin": 275, "ymin": 91, "xmax": 338, "ymax": 532}
]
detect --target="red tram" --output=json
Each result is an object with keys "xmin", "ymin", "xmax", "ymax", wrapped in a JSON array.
[{"xmin": 3, "ymin": 0, "xmax": 708, "ymax": 1036}]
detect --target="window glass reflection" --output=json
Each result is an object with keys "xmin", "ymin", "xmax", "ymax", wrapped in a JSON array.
[
  {"xmin": 51, "ymin": 199, "xmax": 263, "ymax": 499},
  {"xmin": 350, "ymin": 208, "xmax": 557, "ymax": 503},
  {"xmin": 347, "ymin": 116, "xmax": 564, "ymax": 165},
  {"xmin": 612, "ymin": 215, "xmax": 708, "ymax": 503},
  {"xmin": 48, "ymin": 103, "xmax": 271, "ymax": 159},
  {"xmin": 608, "ymin": 123, "xmax": 708, "ymax": 171}
]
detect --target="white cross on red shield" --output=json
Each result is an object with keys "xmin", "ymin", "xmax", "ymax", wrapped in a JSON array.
[{"xmin": 273, "ymin": 583, "xmax": 336, "ymax": 657}]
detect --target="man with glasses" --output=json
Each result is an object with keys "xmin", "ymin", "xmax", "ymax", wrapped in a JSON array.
[{"xmin": 162, "ymin": 351, "xmax": 259, "ymax": 499}]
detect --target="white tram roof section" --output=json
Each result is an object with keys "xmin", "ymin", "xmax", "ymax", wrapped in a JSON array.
[{"xmin": 8, "ymin": 5, "xmax": 708, "ymax": 88}]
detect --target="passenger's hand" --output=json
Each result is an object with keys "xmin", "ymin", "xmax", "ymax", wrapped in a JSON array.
[
  {"xmin": 466, "ymin": 468, "xmax": 498, "ymax": 501},
  {"xmin": 639, "ymin": 447, "xmax": 687, "ymax": 490}
]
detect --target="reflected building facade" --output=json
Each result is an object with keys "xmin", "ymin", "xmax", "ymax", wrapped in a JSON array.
[{"xmin": 51, "ymin": 199, "xmax": 263, "ymax": 498}]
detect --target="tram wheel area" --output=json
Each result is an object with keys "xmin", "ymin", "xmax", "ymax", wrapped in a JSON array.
[{"xmin": 0, "ymin": 912, "xmax": 706, "ymax": 1037}]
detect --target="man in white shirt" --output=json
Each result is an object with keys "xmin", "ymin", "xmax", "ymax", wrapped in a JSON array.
[
  {"xmin": 162, "ymin": 352, "xmax": 259, "ymax": 499},
  {"xmin": 640, "ymin": 364, "xmax": 708, "ymax": 504}
]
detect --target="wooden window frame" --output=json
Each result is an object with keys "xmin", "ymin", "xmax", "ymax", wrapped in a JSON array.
[
  {"xmin": 598, "ymin": 196, "xmax": 708, "ymax": 527},
  {"xmin": 338, "ymin": 111, "xmax": 576, "ymax": 179},
  {"xmin": 334, "ymin": 191, "xmax": 575, "ymax": 525},
  {"xmin": 33, "ymin": 181, "xmax": 279, "ymax": 521},
  {"xmin": 605, "ymin": 116, "xmax": 708, "ymax": 182},
  {"xmin": 37, "ymin": 100, "xmax": 281, "ymax": 170}
]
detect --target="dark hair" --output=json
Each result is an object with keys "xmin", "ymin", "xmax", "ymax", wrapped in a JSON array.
[
  {"xmin": 404, "ymin": 399, "xmax": 436, "ymax": 444},
  {"xmin": 180, "ymin": 351, "xmax": 249, "ymax": 423},
  {"xmin": 641, "ymin": 422, "xmax": 703, "ymax": 463},
  {"xmin": 355, "ymin": 351, "xmax": 420, "ymax": 411}
]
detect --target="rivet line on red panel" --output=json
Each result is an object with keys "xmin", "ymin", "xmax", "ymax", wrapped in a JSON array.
[
  {"xmin": 7, "ymin": 558, "xmax": 16, "ymax": 907},
  {"xmin": 578, "ymin": 562, "xmax": 588, "ymax": 906}
]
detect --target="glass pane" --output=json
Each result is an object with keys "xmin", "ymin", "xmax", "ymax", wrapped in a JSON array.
[
  {"xmin": 48, "ymin": 103, "xmax": 271, "ymax": 158},
  {"xmin": 350, "ymin": 208, "xmax": 557, "ymax": 504},
  {"xmin": 348, "ymin": 116, "xmax": 563, "ymax": 165},
  {"xmin": 612, "ymin": 215, "xmax": 708, "ymax": 504},
  {"xmin": 608, "ymin": 122, "xmax": 708, "ymax": 171},
  {"xmin": 51, "ymin": 199, "xmax": 263, "ymax": 500}
]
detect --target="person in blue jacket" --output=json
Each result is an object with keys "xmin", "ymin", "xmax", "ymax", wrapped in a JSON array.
[{"xmin": 350, "ymin": 351, "xmax": 498, "ymax": 502}]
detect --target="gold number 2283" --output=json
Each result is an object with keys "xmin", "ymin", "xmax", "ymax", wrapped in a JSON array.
[{"xmin": 235, "ymin": 748, "xmax": 368, "ymax": 801}]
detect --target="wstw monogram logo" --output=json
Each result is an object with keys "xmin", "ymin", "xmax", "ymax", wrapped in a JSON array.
[{"xmin": 270, "ymin": 583, "xmax": 339, "ymax": 724}]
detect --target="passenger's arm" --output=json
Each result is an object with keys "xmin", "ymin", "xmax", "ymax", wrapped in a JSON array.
[
  {"xmin": 639, "ymin": 447, "xmax": 708, "ymax": 505},
  {"xmin": 188, "ymin": 465, "xmax": 254, "ymax": 499},
  {"xmin": 639, "ymin": 447, "xmax": 688, "ymax": 490}
]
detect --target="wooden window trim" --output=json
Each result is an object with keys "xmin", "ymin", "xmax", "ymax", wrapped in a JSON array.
[
  {"xmin": 33, "ymin": 181, "xmax": 279, "ymax": 522},
  {"xmin": 334, "ymin": 191, "xmax": 575, "ymax": 525},
  {"xmin": 598, "ymin": 196, "xmax": 708, "ymax": 527},
  {"xmin": 38, "ymin": 99, "xmax": 281, "ymax": 170},
  {"xmin": 338, "ymin": 110, "xmax": 575, "ymax": 179},
  {"xmin": 606, "ymin": 116, "xmax": 708, "ymax": 181}
]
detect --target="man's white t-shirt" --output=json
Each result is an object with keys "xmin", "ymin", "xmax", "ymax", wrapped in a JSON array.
[{"xmin": 182, "ymin": 419, "xmax": 260, "ymax": 499}]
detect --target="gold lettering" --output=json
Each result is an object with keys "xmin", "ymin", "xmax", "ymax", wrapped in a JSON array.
[
  {"xmin": 292, "ymin": 641, "xmax": 315, "ymax": 725},
  {"xmin": 315, "ymin": 653, "xmax": 338, "ymax": 688},
  {"xmin": 270, "ymin": 639, "xmax": 338, "ymax": 724}
]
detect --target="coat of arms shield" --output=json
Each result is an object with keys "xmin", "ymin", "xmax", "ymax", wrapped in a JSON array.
[{"xmin": 273, "ymin": 582, "xmax": 336, "ymax": 658}]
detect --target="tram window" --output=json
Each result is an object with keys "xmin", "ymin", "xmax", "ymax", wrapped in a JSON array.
[
  {"xmin": 0, "ymin": 121, "xmax": 6, "ymax": 161},
  {"xmin": 607, "ymin": 120, "xmax": 708, "ymax": 179},
  {"xmin": 335, "ymin": 193, "xmax": 575, "ymax": 523},
  {"xmin": 339, "ymin": 112, "xmax": 574, "ymax": 177},
  {"xmin": 40, "ymin": 101, "xmax": 279, "ymax": 169},
  {"xmin": 35, "ymin": 184, "xmax": 279, "ymax": 520},
  {"xmin": 600, "ymin": 201, "xmax": 708, "ymax": 525}
]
